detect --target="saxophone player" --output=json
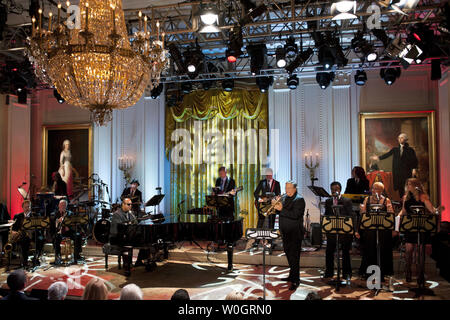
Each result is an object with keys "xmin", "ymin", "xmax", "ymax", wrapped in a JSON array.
[
  {"xmin": 10, "ymin": 200, "xmax": 44, "ymax": 269},
  {"xmin": 51, "ymin": 200, "xmax": 83, "ymax": 265}
]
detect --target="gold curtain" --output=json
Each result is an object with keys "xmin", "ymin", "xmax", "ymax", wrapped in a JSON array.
[{"xmin": 166, "ymin": 88, "xmax": 268, "ymax": 231}]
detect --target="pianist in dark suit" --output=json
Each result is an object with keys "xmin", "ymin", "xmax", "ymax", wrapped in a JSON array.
[
  {"xmin": 323, "ymin": 181, "xmax": 355, "ymax": 279},
  {"xmin": 214, "ymin": 167, "xmax": 236, "ymax": 220},
  {"xmin": 272, "ymin": 181, "xmax": 305, "ymax": 290},
  {"xmin": 253, "ymin": 168, "xmax": 281, "ymax": 248},
  {"xmin": 11, "ymin": 200, "xmax": 45, "ymax": 268},
  {"xmin": 121, "ymin": 179, "xmax": 143, "ymax": 215},
  {"xmin": 1, "ymin": 270, "xmax": 37, "ymax": 300},
  {"xmin": 110, "ymin": 198, "xmax": 148, "ymax": 268}
]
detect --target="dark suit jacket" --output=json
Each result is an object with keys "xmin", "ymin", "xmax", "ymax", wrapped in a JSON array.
[
  {"xmin": 121, "ymin": 188, "xmax": 143, "ymax": 212},
  {"xmin": 1, "ymin": 292, "xmax": 38, "ymax": 300},
  {"xmin": 279, "ymin": 193, "xmax": 305, "ymax": 232},
  {"xmin": 109, "ymin": 208, "xmax": 136, "ymax": 241},
  {"xmin": 378, "ymin": 143, "xmax": 418, "ymax": 191},
  {"xmin": 344, "ymin": 178, "xmax": 369, "ymax": 194},
  {"xmin": 254, "ymin": 179, "xmax": 281, "ymax": 199},
  {"xmin": 214, "ymin": 177, "xmax": 236, "ymax": 194}
]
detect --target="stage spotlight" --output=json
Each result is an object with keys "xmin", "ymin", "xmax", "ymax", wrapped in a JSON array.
[
  {"xmin": 318, "ymin": 46, "xmax": 335, "ymax": 70},
  {"xmin": 431, "ymin": 59, "xmax": 442, "ymax": 81},
  {"xmin": 331, "ymin": 0, "xmax": 357, "ymax": 20},
  {"xmin": 351, "ymin": 31, "xmax": 378, "ymax": 62},
  {"xmin": 53, "ymin": 89, "xmax": 65, "ymax": 103},
  {"xmin": 256, "ymin": 76, "xmax": 273, "ymax": 93},
  {"xmin": 222, "ymin": 78, "xmax": 234, "ymax": 92},
  {"xmin": 200, "ymin": 4, "xmax": 219, "ymax": 25},
  {"xmin": 17, "ymin": 88, "xmax": 27, "ymax": 104},
  {"xmin": 380, "ymin": 67, "xmax": 401, "ymax": 85},
  {"xmin": 184, "ymin": 40, "xmax": 204, "ymax": 79},
  {"xmin": 150, "ymin": 84, "xmax": 164, "ymax": 99},
  {"xmin": 284, "ymin": 36, "xmax": 298, "ymax": 58},
  {"xmin": 354, "ymin": 70, "xmax": 367, "ymax": 86},
  {"xmin": 316, "ymin": 72, "xmax": 335, "ymax": 89},
  {"xmin": 287, "ymin": 74, "xmax": 299, "ymax": 90},
  {"xmin": 239, "ymin": 0, "xmax": 267, "ymax": 26},
  {"xmin": 285, "ymin": 48, "xmax": 313, "ymax": 74},
  {"xmin": 168, "ymin": 43, "xmax": 187, "ymax": 74},
  {"xmin": 181, "ymin": 82, "xmax": 192, "ymax": 94},
  {"xmin": 275, "ymin": 47, "xmax": 286, "ymax": 68},
  {"xmin": 226, "ymin": 26, "xmax": 243, "ymax": 63},
  {"xmin": 247, "ymin": 43, "xmax": 267, "ymax": 76}
]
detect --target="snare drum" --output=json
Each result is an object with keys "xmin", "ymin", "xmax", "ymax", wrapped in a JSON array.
[{"xmin": 93, "ymin": 218, "xmax": 111, "ymax": 244}]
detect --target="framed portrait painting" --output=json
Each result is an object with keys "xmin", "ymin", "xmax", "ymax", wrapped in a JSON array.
[
  {"xmin": 360, "ymin": 111, "xmax": 436, "ymax": 203},
  {"xmin": 42, "ymin": 124, "xmax": 93, "ymax": 199}
]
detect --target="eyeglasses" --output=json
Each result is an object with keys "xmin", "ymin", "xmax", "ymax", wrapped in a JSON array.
[{"xmin": 124, "ymin": 203, "xmax": 132, "ymax": 206}]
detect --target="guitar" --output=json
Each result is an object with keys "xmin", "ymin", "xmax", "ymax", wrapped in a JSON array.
[{"xmin": 222, "ymin": 186, "xmax": 243, "ymax": 196}]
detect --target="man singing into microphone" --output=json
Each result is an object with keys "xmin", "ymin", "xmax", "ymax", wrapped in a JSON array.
[{"xmin": 323, "ymin": 182, "xmax": 354, "ymax": 279}]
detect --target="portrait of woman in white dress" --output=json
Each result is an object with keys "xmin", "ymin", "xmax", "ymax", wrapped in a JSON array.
[{"xmin": 58, "ymin": 139, "xmax": 73, "ymax": 199}]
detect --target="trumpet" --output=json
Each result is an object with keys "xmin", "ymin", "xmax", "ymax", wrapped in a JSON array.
[{"xmin": 263, "ymin": 193, "xmax": 286, "ymax": 217}]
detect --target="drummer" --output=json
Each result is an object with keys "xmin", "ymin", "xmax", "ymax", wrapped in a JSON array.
[{"xmin": 120, "ymin": 179, "xmax": 142, "ymax": 215}]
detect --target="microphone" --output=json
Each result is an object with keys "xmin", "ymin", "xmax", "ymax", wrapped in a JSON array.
[
  {"xmin": 376, "ymin": 192, "xmax": 380, "ymax": 201},
  {"xmin": 415, "ymin": 186, "xmax": 422, "ymax": 192}
]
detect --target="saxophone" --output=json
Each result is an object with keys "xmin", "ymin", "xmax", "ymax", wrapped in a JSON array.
[{"xmin": 4, "ymin": 224, "xmax": 24, "ymax": 253}]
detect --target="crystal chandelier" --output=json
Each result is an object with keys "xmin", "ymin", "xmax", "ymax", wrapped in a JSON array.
[{"xmin": 27, "ymin": 0, "xmax": 168, "ymax": 125}]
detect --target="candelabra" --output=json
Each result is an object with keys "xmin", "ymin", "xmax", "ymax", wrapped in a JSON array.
[
  {"xmin": 305, "ymin": 152, "xmax": 320, "ymax": 186},
  {"xmin": 118, "ymin": 155, "xmax": 135, "ymax": 188}
]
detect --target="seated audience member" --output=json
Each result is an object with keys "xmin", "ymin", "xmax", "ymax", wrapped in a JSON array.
[
  {"xmin": 225, "ymin": 290, "xmax": 244, "ymax": 300},
  {"xmin": 1, "ymin": 270, "xmax": 37, "ymax": 300},
  {"xmin": 120, "ymin": 284, "xmax": 143, "ymax": 300},
  {"xmin": 82, "ymin": 278, "xmax": 109, "ymax": 300},
  {"xmin": 47, "ymin": 282, "xmax": 68, "ymax": 300},
  {"xmin": 171, "ymin": 289, "xmax": 190, "ymax": 301}
]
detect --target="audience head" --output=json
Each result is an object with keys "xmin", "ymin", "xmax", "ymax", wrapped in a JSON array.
[
  {"xmin": 48, "ymin": 282, "xmax": 68, "ymax": 300},
  {"xmin": 171, "ymin": 289, "xmax": 190, "ymax": 301},
  {"xmin": 121, "ymin": 198, "xmax": 133, "ymax": 212},
  {"xmin": 120, "ymin": 284, "xmax": 143, "ymax": 300},
  {"xmin": 7, "ymin": 270, "xmax": 27, "ymax": 292},
  {"xmin": 330, "ymin": 181, "xmax": 342, "ymax": 195},
  {"xmin": 82, "ymin": 278, "xmax": 109, "ymax": 300},
  {"xmin": 225, "ymin": 290, "xmax": 244, "ymax": 300}
]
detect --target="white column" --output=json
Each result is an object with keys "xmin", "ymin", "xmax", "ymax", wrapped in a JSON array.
[{"xmin": 438, "ymin": 68, "xmax": 450, "ymax": 222}]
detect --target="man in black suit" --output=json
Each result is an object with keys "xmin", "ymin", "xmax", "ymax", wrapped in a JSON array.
[
  {"xmin": 1, "ymin": 269, "xmax": 37, "ymax": 300},
  {"xmin": 273, "ymin": 181, "xmax": 305, "ymax": 290},
  {"xmin": 11, "ymin": 200, "xmax": 45, "ymax": 268},
  {"xmin": 323, "ymin": 181, "xmax": 355, "ymax": 279},
  {"xmin": 51, "ymin": 200, "xmax": 83, "ymax": 265},
  {"xmin": 121, "ymin": 179, "xmax": 143, "ymax": 215},
  {"xmin": 110, "ymin": 198, "xmax": 148, "ymax": 269},
  {"xmin": 253, "ymin": 168, "xmax": 281, "ymax": 249},
  {"xmin": 214, "ymin": 167, "xmax": 236, "ymax": 220},
  {"xmin": 372, "ymin": 133, "xmax": 418, "ymax": 198}
]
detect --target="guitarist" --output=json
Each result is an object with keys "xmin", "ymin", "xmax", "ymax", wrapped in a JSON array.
[
  {"xmin": 253, "ymin": 168, "xmax": 281, "ymax": 249},
  {"xmin": 214, "ymin": 167, "xmax": 236, "ymax": 220}
]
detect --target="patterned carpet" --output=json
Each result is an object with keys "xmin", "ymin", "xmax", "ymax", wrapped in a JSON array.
[{"xmin": 1, "ymin": 255, "xmax": 449, "ymax": 300}]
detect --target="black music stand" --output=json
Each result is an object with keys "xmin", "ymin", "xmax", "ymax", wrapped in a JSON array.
[
  {"xmin": 400, "ymin": 207, "xmax": 438, "ymax": 298},
  {"xmin": 245, "ymin": 228, "xmax": 280, "ymax": 300},
  {"xmin": 321, "ymin": 205, "xmax": 354, "ymax": 291},
  {"xmin": 359, "ymin": 204, "xmax": 395, "ymax": 295},
  {"xmin": 206, "ymin": 195, "xmax": 233, "ymax": 221},
  {"xmin": 145, "ymin": 195, "xmax": 165, "ymax": 215},
  {"xmin": 22, "ymin": 216, "xmax": 51, "ymax": 271},
  {"xmin": 61, "ymin": 214, "xmax": 89, "ymax": 265}
]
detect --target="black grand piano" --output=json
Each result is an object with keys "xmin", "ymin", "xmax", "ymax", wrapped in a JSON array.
[{"xmin": 102, "ymin": 216, "xmax": 243, "ymax": 276}]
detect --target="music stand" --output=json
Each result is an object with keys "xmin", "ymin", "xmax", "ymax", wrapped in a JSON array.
[
  {"xmin": 321, "ymin": 205, "xmax": 354, "ymax": 291},
  {"xmin": 62, "ymin": 214, "xmax": 89, "ymax": 264},
  {"xmin": 22, "ymin": 216, "xmax": 51, "ymax": 271},
  {"xmin": 359, "ymin": 204, "xmax": 395, "ymax": 295},
  {"xmin": 400, "ymin": 207, "xmax": 438, "ymax": 297},
  {"xmin": 206, "ymin": 195, "xmax": 233, "ymax": 220},
  {"xmin": 245, "ymin": 228, "xmax": 280, "ymax": 300},
  {"xmin": 145, "ymin": 195, "xmax": 165, "ymax": 215}
]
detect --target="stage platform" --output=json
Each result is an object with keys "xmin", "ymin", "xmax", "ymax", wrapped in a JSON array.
[{"xmin": 1, "ymin": 239, "xmax": 449, "ymax": 300}]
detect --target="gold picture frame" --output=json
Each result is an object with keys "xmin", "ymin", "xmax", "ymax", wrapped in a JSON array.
[
  {"xmin": 42, "ymin": 124, "xmax": 93, "ymax": 189},
  {"xmin": 360, "ymin": 111, "xmax": 436, "ymax": 204}
]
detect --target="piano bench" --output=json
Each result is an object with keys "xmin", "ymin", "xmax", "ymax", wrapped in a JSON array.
[{"xmin": 103, "ymin": 244, "xmax": 133, "ymax": 271}]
